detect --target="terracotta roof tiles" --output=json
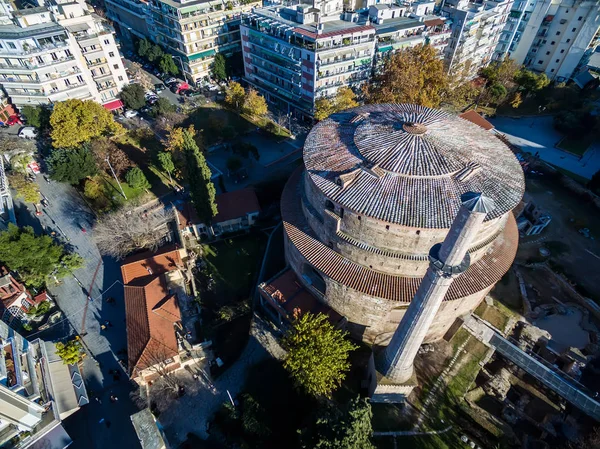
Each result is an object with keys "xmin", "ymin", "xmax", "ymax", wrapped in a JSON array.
[{"xmin": 121, "ymin": 246, "xmax": 183, "ymax": 284}]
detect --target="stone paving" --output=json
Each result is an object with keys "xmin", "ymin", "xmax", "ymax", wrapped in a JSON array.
[{"xmin": 159, "ymin": 314, "xmax": 285, "ymax": 446}]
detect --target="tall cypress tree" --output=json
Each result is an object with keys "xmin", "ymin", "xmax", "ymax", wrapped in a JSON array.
[{"xmin": 183, "ymin": 130, "xmax": 218, "ymax": 223}]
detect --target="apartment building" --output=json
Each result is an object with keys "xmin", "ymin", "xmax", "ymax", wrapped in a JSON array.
[
  {"xmin": 502, "ymin": 0, "xmax": 600, "ymax": 81},
  {"xmin": 442, "ymin": 0, "xmax": 514, "ymax": 78},
  {"xmin": 0, "ymin": 158, "xmax": 15, "ymax": 230},
  {"xmin": 104, "ymin": 0, "xmax": 152, "ymax": 41},
  {"xmin": 0, "ymin": 0, "xmax": 128, "ymax": 108},
  {"xmin": 0, "ymin": 320, "xmax": 89, "ymax": 449},
  {"xmin": 146, "ymin": 0, "xmax": 260, "ymax": 83},
  {"xmin": 241, "ymin": 1, "xmax": 376, "ymax": 118}
]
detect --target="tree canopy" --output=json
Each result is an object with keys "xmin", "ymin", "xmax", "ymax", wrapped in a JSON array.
[
  {"xmin": 364, "ymin": 44, "xmax": 448, "ymax": 108},
  {"xmin": 212, "ymin": 53, "xmax": 227, "ymax": 81},
  {"xmin": 125, "ymin": 167, "xmax": 151, "ymax": 190},
  {"xmin": 159, "ymin": 53, "xmax": 178, "ymax": 75},
  {"xmin": 314, "ymin": 87, "xmax": 359, "ymax": 121},
  {"xmin": 183, "ymin": 129, "xmax": 218, "ymax": 223},
  {"xmin": 0, "ymin": 224, "xmax": 84, "ymax": 287},
  {"xmin": 55, "ymin": 339, "xmax": 84, "ymax": 365},
  {"xmin": 50, "ymin": 99, "xmax": 123, "ymax": 148},
  {"xmin": 120, "ymin": 83, "xmax": 146, "ymax": 110},
  {"xmin": 243, "ymin": 88, "xmax": 268, "ymax": 118},
  {"xmin": 90, "ymin": 137, "xmax": 132, "ymax": 178},
  {"xmin": 225, "ymin": 81, "xmax": 246, "ymax": 111},
  {"xmin": 514, "ymin": 68, "xmax": 550, "ymax": 94},
  {"xmin": 137, "ymin": 39, "xmax": 151, "ymax": 58},
  {"xmin": 8, "ymin": 174, "xmax": 41, "ymax": 203},
  {"xmin": 150, "ymin": 97, "xmax": 176, "ymax": 117},
  {"xmin": 48, "ymin": 146, "xmax": 97, "ymax": 184},
  {"xmin": 21, "ymin": 105, "xmax": 51, "ymax": 130},
  {"xmin": 157, "ymin": 151, "xmax": 175, "ymax": 182},
  {"xmin": 301, "ymin": 397, "xmax": 375, "ymax": 449},
  {"xmin": 282, "ymin": 312, "xmax": 357, "ymax": 398}
]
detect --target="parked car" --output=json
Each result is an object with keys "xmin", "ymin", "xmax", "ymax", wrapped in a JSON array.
[
  {"xmin": 154, "ymin": 83, "xmax": 165, "ymax": 93},
  {"xmin": 124, "ymin": 109, "xmax": 138, "ymax": 118},
  {"xmin": 165, "ymin": 77, "xmax": 177, "ymax": 85},
  {"xmin": 18, "ymin": 127, "xmax": 37, "ymax": 139},
  {"xmin": 147, "ymin": 96, "xmax": 159, "ymax": 105},
  {"xmin": 185, "ymin": 90, "xmax": 202, "ymax": 98},
  {"xmin": 144, "ymin": 90, "xmax": 157, "ymax": 100},
  {"xmin": 6, "ymin": 115, "xmax": 22, "ymax": 126}
]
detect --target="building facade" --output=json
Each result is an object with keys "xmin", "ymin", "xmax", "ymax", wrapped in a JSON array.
[
  {"xmin": 0, "ymin": 0, "xmax": 129, "ymax": 108},
  {"xmin": 503, "ymin": 0, "xmax": 600, "ymax": 81},
  {"xmin": 442, "ymin": 0, "xmax": 514, "ymax": 78},
  {"xmin": 0, "ymin": 158, "xmax": 15, "ymax": 230},
  {"xmin": 281, "ymin": 104, "xmax": 525, "ymax": 345}
]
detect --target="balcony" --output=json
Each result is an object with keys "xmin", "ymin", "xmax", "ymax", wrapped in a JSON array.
[
  {"xmin": 97, "ymin": 82, "xmax": 116, "ymax": 92},
  {"xmin": 0, "ymin": 55, "xmax": 76, "ymax": 72},
  {"xmin": 87, "ymin": 58, "xmax": 108, "ymax": 67},
  {"xmin": 0, "ymin": 40, "xmax": 69, "ymax": 58},
  {"xmin": 1, "ymin": 68, "xmax": 81, "ymax": 86}
]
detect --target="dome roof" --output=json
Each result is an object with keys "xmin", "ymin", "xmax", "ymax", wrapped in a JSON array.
[{"xmin": 303, "ymin": 103, "xmax": 525, "ymax": 228}]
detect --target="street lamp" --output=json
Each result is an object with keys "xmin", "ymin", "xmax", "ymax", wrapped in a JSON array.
[{"xmin": 106, "ymin": 156, "xmax": 127, "ymax": 200}]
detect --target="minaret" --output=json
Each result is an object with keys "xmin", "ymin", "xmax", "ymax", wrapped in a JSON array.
[{"xmin": 377, "ymin": 192, "xmax": 495, "ymax": 383}]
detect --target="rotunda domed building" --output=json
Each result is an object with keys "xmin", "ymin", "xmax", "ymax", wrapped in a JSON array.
[{"xmin": 281, "ymin": 104, "xmax": 525, "ymax": 345}]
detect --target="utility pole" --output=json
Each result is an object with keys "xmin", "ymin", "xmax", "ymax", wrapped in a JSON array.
[{"xmin": 106, "ymin": 156, "xmax": 127, "ymax": 200}]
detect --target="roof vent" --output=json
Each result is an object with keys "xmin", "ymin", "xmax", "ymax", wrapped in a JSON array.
[
  {"xmin": 336, "ymin": 168, "xmax": 360, "ymax": 189},
  {"xmin": 403, "ymin": 122, "xmax": 427, "ymax": 135}
]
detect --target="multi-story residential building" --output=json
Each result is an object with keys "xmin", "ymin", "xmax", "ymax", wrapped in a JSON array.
[
  {"xmin": 146, "ymin": 0, "xmax": 260, "ymax": 84},
  {"xmin": 241, "ymin": 1, "xmax": 376, "ymax": 118},
  {"xmin": 502, "ymin": 0, "xmax": 600, "ymax": 81},
  {"xmin": 104, "ymin": 0, "xmax": 152, "ymax": 41},
  {"xmin": 0, "ymin": 158, "xmax": 15, "ymax": 230},
  {"xmin": 442, "ymin": 0, "xmax": 514, "ymax": 78},
  {"xmin": 0, "ymin": 320, "xmax": 89, "ymax": 449},
  {"xmin": 0, "ymin": 0, "xmax": 129, "ymax": 108}
]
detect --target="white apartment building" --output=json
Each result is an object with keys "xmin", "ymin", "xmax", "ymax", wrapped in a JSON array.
[
  {"xmin": 0, "ymin": 0, "xmax": 129, "ymax": 108},
  {"xmin": 442, "ymin": 0, "xmax": 514, "ymax": 79},
  {"xmin": 501, "ymin": 0, "xmax": 600, "ymax": 81}
]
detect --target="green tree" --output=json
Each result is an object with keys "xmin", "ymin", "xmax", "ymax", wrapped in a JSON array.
[
  {"xmin": 225, "ymin": 81, "xmax": 246, "ymax": 110},
  {"xmin": 314, "ymin": 98, "xmax": 336, "ymax": 121},
  {"xmin": 510, "ymin": 91, "xmax": 523, "ymax": 109},
  {"xmin": 157, "ymin": 151, "xmax": 175, "ymax": 183},
  {"xmin": 27, "ymin": 301, "xmax": 51, "ymax": 317},
  {"xmin": 125, "ymin": 167, "xmax": 151, "ymax": 190},
  {"xmin": 243, "ymin": 88, "xmax": 268, "ymax": 118},
  {"xmin": 83, "ymin": 176, "xmax": 106, "ymax": 200},
  {"xmin": 48, "ymin": 146, "xmax": 97, "ymax": 184},
  {"xmin": 0, "ymin": 224, "xmax": 83, "ymax": 287},
  {"xmin": 7, "ymin": 174, "xmax": 41, "ymax": 203},
  {"xmin": 158, "ymin": 53, "xmax": 178, "ymax": 75},
  {"xmin": 487, "ymin": 82, "xmax": 508, "ymax": 104},
  {"xmin": 314, "ymin": 87, "xmax": 358, "ymax": 121},
  {"xmin": 21, "ymin": 105, "xmax": 50, "ymax": 130},
  {"xmin": 183, "ymin": 130, "xmax": 217, "ymax": 223},
  {"xmin": 150, "ymin": 97, "xmax": 176, "ymax": 117},
  {"xmin": 232, "ymin": 142, "xmax": 259, "ymax": 161},
  {"xmin": 364, "ymin": 44, "xmax": 448, "ymax": 107},
  {"xmin": 9, "ymin": 153, "xmax": 32, "ymax": 174},
  {"xmin": 282, "ymin": 312, "xmax": 357, "ymax": 398},
  {"xmin": 301, "ymin": 397, "xmax": 375, "ymax": 449},
  {"xmin": 137, "ymin": 39, "xmax": 151, "ymax": 58},
  {"xmin": 514, "ymin": 69, "xmax": 550, "ymax": 94},
  {"xmin": 212, "ymin": 53, "xmax": 227, "ymax": 81},
  {"xmin": 147, "ymin": 44, "xmax": 163, "ymax": 63},
  {"xmin": 55, "ymin": 339, "xmax": 84, "ymax": 365},
  {"xmin": 120, "ymin": 83, "xmax": 146, "ymax": 110},
  {"xmin": 50, "ymin": 99, "xmax": 123, "ymax": 148}
]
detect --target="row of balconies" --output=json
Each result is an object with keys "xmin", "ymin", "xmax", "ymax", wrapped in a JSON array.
[
  {"xmin": 0, "ymin": 67, "xmax": 82, "ymax": 86},
  {"xmin": 0, "ymin": 55, "xmax": 76, "ymax": 71},
  {"xmin": 0, "ymin": 40, "xmax": 69, "ymax": 59}
]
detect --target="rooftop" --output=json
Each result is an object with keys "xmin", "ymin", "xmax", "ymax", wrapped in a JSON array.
[
  {"xmin": 303, "ymin": 104, "xmax": 524, "ymax": 228},
  {"xmin": 121, "ymin": 246, "xmax": 183, "ymax": 284},
  {"xmin": 459, "ymin": 109, "xmax": 494, "ymax": 131},
  {"xmin": 130, "ymin": 409, "xmax": 167, "ymax": 449},
  {"xmin": 372, "ymin": 16, "xmax": 424, "ymax": 35},
  {"xmin": 0, "ymin": 21, "xmax": 64, "ymax": 39},
  {"xmin": 212, "ymin": 188, "xmax": 261, "ymax": 224}
]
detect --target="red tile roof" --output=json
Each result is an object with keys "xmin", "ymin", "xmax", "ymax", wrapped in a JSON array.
[
  {"xmin": 424, "ymin": 18, "xmax": 445, "ymax": 27},
  {"xmin": 212, "ymin": 188, "xmax": 261, "ymax": 224},
  {"xmin": 281, "ymin": 168, "xmax": 519, "ymax": 303},
  {"xmin": 260, "ymin": 269, "xmax": 344, "ymax": 325},
  {"xmin": 124, "ymin": 275, "xmax": 181, "ymax": 375},
  {"xmin": 121, "ymin": 246, "xmax": 183, "ymax": 284},
  {"xmin": 459, "ymin": 110, "xmax": 495, "ymax": 131}
]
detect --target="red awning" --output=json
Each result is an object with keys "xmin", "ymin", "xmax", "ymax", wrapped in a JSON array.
[{"xmin": 103, "ymin": 99, "xmax": 124, "ymax": 111}]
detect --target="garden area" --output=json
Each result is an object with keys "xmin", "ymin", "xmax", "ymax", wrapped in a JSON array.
[{"xmin": 196, "ymin": 233, "xmax": 268, "ymax": 371}]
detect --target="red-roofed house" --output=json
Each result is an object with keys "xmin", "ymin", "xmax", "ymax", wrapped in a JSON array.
[
  {"xmin": 459, "ymin": 110, "xmax": 495, "ymax": 131},
  {"xmin": 121, "ymin": 247, "xmax": 192, "ymax": 385},
  {"xmin": 175, "ymin": 188, "xmax": 261, "ymax": 240},
  {"xmin": 0, "ymin": 267, "xmax": 52, "ymax": 326}
]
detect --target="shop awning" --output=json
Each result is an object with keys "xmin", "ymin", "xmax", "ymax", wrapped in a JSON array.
[{"xmin": 103, "ymin": 99, "xmax": 124, "ymax": 111}]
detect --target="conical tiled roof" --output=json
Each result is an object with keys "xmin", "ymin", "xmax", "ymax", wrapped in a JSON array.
[{"xmin": 304, "ymin": 104, "xmax": 525, "ymax": 228}]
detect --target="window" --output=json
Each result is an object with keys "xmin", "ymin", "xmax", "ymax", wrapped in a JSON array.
[
  {"xmin": 385, "ymin": 225, "xmax": 389, "ymax": 230},
  {"xmin": 555, "ymin": 59, "xmax": 559, "ymax": 63},
  {"xmin": 357, "ymin": 216, "xmax": 361, "ymax": 221},
  {"xmin": 77, "ymin": 75, "xmax": 84, "ymax": 83},
  {"xmin": 572, "ymin": 28, "xmax": 576, "ymax": 32},
  {"xmin": 567, "ymin": 39, "xmax": 571, "ymax": 43},
  {"xmin": 551, "ymin": 41, "xmax": 555, "ymax": 45},
  {"xmin": 556, "ymin": 31, "xmax": 560, "ymax": 35},
  {"xmin": 118, "ymin": 76, "xmax": 123, "ymax": 81},
  {"xmin": 104, "ymin": 39, "xmax": 110, "ymax": 45},
  {"xmin": 578, "ymin": 16, "xmax": 583, "ymax": 21},
  {"xmin": 550, "ymin": 69, "xmax": 555, "ymax": 73},
  {"xmin": 546, "ymin": 51, "xmax": 550, "ymax": 55},
  {"xmin": 113, "ymin": 64, "xmax": 119, "ymax": 69},
  {"xmin": 108, "ymin": 52, "xmax": 115, "ymax": 57},
  {"xmin": 416, "ymin": 230, "xmax": 421, "ymax": 235},
  {"xmin": 7, "ymin": 42, "xmax": 15, "ymax": 49},
  {"xmin": 561, "ymin": 49, "xmax": 565, "ymax": 53},
  {"xmin": 538, "ymin": 60, "xmax": 543, "ymax": 64},
  {"xmin": 65, "ymin": 79, "xmax": 71, "ymax": 86}
]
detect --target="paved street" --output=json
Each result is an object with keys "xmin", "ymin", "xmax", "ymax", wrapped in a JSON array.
[
  {"xmin": 12, "ymin": 176, "xmax": 142, "ymax": 449},
  {"xmin": 491, "ymin": 115, "xmax": 600, "ymax": 179}
]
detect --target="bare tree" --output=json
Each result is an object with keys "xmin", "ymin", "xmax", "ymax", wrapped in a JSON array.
[
  {"xmin": 128, "ymin": 63, "xmax": 154, "ymax": 91},
  {"xmin": 93, "ymin": 206, "xmax": 174, "ymax": 259}
]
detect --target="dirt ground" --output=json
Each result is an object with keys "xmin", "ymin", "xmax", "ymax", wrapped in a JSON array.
[{"xmin": 516, "ymin": 174, "xmax": 600, "ymax": 302}]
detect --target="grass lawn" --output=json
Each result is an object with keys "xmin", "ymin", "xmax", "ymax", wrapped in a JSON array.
[
  {"xmin": 474, "ymin": 302, "xmax": 511, "ymax": 331},
  {"xmin": 186, "ymin": 105, "xmax": 254, "ymax": 146},
  {"xmin": 556, "ymin": 135, "xmax": 592, "ymax": 157},
  {"xmin": 201, "ymin": 232, "xmax": 268, "ymax": 301},
  {"xmin": 551, "ymin": 165, "xmax": 590, "ymax": 185}
]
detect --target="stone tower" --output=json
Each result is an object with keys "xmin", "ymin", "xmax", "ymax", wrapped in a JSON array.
[{"xmin": 378, "ymin": 192, "xmax": 495, "ymax": 383}]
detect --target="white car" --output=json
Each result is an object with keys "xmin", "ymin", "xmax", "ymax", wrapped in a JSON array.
[
  {"xmin": 165, "ymin": 77, "xmax": 177, "ymax": 85},
  {"xmin": 124, "ymin": 110, "xmax": 138, "ymax": 118},
  {"xmin": 18, "ymin": 126, "xmax": 37, "ymax": 139},
  {"xmin": 144, "ymin": 91, "xmax": 157, "ymax": 100}
]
